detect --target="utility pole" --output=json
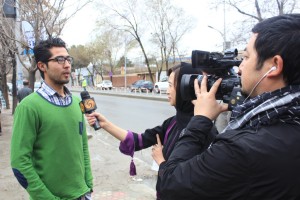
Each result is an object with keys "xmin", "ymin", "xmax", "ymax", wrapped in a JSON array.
[
  {"xmin": 2, "ymin": 0, "xmax": 18, "ymax": 111},
  {"xmin": 223, "ymin": 0, "xmax": 226, "ymax": 50},
  {"xmin": 208, "ymin": 25, "xmax": 226, "ymax": 52},
  {"xmin": 208, "ymin": 0, "xmax": 230, "ymax": 52},
  {"xmin": 124, "ymin": 43, "xmax": 127, "ymax": 91},
  {"xmin": 15, "ymin": 0, "xmax": 23, "ymax": 90}
]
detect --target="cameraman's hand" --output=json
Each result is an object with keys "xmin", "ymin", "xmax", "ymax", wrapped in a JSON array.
[{"xmin": 192, "ymin": 75, "xmax": 228, "ymax": 120}]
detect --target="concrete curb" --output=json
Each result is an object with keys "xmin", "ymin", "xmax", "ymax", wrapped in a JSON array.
[{"xmin": 70, "ymin": 89, "xmax": 168, "ymax": 102}]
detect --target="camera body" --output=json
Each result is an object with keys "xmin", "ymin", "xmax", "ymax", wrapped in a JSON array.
[
  {"xmin": 181, "ymin": 48, "xmax": 244, "ymax": 110},
  {"xmin": 191, "ymin": 48, "xmax": 241, "ymax": 75},
  {"xmin": 181, "ymin": 74, "xmax": 241, "ymax": 101}
]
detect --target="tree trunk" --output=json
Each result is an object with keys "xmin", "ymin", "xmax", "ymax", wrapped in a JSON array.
[
  {"xmin": 28, "ymin": 69, "xmax": 37, "ymax": 91},
  {"xmin": 10, "ymin": 50, "xmax": 18, "ymax": 114},
  {"xmin": 28, "ymin": 59, "xmax": 38, "ymax": 91},
  {"xmin": 138, "ymin": 39, "xmax": 154, "ymax": 83},
  {"xmin": 1, "ymin": 60, "xmax": 10, "ymax": 110}
]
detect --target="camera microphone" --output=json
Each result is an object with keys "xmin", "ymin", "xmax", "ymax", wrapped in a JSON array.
[{"xmin": 79, "ymin": 91, "xmax": 101, "ymax": 130}]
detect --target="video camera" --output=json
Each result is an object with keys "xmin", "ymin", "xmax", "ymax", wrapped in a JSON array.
[{"xmin": 180, "ymin": 48, "xmax": 244, "ymax": 110}]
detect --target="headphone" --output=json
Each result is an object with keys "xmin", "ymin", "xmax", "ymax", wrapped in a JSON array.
[
  {"xmin": 269, "ymin": 66, "xmax": 277, "ymax": 73},
  {"xmin": 243, "ymin": 66, "xmax": 277, "ymax": 102}
]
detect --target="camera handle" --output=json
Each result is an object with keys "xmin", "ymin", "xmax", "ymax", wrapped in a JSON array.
[{"xmin": 225, "ymin": 87, "xmax": 245, "ymax": 111}]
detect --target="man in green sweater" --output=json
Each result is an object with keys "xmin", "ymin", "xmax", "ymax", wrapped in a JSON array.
[{"xmin": 11, "ymin": 37, "xmax": 93, "ymax": 200}]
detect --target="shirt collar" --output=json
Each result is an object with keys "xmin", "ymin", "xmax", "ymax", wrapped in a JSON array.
[{"xmin": 41, "ymin": 81, "xmax": 71, "ymax": 97}]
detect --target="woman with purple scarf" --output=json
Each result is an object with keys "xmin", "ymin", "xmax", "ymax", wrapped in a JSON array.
[{"xmin": 86, "ymin": 62, "xmax": 217, "ymax": 199}]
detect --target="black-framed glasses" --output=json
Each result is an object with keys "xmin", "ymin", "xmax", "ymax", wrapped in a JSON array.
[{"xmin": 47, "ymin": 56, "xmax": 74, "ymax": 64}]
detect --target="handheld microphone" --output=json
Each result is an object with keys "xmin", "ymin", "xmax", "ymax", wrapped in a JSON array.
[{"xmin": 79, "ymin": 91, "xmax": 101, "ymax": 130}]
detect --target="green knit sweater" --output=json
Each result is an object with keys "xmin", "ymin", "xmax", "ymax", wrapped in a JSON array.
[{"xmin": 11, "ymin": 93, "xmax": 93, "ymax": 200}]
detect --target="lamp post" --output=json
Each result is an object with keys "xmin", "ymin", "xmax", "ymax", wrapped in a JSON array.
[
  {"xmin": 223, "ymin": 0, "xmax": 226, "ymax": 47},
  {"xmin": 208, "ymin": 0, "xmax": 230, "ymax": 51},
  {"xmin": 124, "ymin": 39, "xmax": 127, "ymax": 92},
  {"xmin": 124, "ymin": 51, "xmax": 127, "ymax": 91},
  {"xmin": 208, "ymin": 25, "xmax": 226, "ymax": 51}
]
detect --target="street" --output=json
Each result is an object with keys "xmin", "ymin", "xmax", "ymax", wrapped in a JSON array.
[
  {"xmin": 72, "ymin": 90, "xmax": 174, "ymax": 135},
  {"xmin": 73, "ymin": 90, "xmax": 175, "ymax": 168}
]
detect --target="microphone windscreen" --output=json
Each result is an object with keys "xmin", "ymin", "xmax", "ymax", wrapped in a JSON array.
[{"xmin": 80, "ymin": 91, "xmax": 90, "ymax": 100}]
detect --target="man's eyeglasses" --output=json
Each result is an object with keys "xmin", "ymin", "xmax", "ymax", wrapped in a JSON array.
[{"xmin": 47, "ymin": 56, "xmax": 74, "ymax": 64}]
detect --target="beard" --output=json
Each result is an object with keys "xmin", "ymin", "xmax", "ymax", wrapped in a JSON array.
[
  {"xmin": 47, "ymin": 72, "xmax": 70, "ymax": 85},
  {"xmin": 56, "ymin": 79, "xmax": 70, "ymax": 85}
]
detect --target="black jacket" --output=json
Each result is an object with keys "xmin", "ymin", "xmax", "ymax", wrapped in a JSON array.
[
  {"xmin": 17, "ymin": 87, "xmax": 32, "ymax": 102},
  {"xmin": 131, "ymin": 116, "xmax": 216, "ymax": 198},
  {"xmin": 159, "ymin": 115, "xmax": 300, "ymax": 200}
]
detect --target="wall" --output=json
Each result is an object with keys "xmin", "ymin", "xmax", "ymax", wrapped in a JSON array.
[{"xmin": 101, "ymin": 73, "xmax": 155, "ymax": 88}]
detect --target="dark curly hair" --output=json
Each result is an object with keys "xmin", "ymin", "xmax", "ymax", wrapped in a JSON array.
[{"xmin": 33, "ymin": 37, "xmax": 67, "ymax": 79}]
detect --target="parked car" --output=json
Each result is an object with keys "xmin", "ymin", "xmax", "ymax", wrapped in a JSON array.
[
  {"xmin": 140, "ymin": 81, "xmax": 154, "ymax": 92},
  {"xmin": 154, "ymin": 76, "xmax": 168, "ymax": 93},
  {"xmin": 96, "ymin": 80, "xmax": 113, "ymax": 90},
  {"xmin": 130, "ymin": 80, "xmax": 146, "ymax": 92}
]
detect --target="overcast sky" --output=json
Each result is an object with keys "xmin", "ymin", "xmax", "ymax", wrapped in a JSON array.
[{"xmin": 61, "ymin": 0, "xmax": 243, "ymax": 58}]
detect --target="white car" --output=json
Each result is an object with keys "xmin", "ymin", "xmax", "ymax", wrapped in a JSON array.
[
  {"xmin": 154, "ymin": 76, "xmax": 168, "ymax": 94},
  {"xmin": 96, "ymin": 80, "xmax": 113, "ymax": 90}
]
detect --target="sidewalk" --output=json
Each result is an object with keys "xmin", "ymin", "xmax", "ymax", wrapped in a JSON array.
[
  {"xmin": 0, "ymin": 99, "xmax": 157, "ymax": 199},
  {"xmin": 0, "ymin": 108, "xmax": 28, "ymax": 199}
]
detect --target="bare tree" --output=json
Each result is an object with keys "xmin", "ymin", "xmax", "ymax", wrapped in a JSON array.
[
  {"xmin": 211, "ymin": 0, "xmax": 300, "ymax": 48},
  {"xmin": 69, "ymin": 44, "xmax": 90, "ymax": 85},
  {"xmin": 86, "ymin": 40, "xmax": 107, "ymax": 85},
  {"xmin": 146, "ymin": 0, "xmax": 194, "ymax": 80},
  {"xmin": 17, "ymin": 0, "xmax": 92, "ymax": 89},
  {"xmin": 96, "ymin": 0, "xmax": 155, "ymax": 83},
  {"xmin": 0, "ymin": 2, "xmax": 19, "ymax": 112},
  {"xmin": 0, "ymin": 0, "xmax": 91, "ymax": 113},
  {"xmin": 0, "ymin": 33, "xmax": 13, "ymax": 110},
  {"xmin": 224, "ymin": 0, "xmax": 299, "ymax": 22},
  {"xmin": 86, "ymin": 29, "xmax": 136, "ymax": 84}
]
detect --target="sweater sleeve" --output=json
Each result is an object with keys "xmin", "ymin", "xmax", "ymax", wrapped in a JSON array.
[
  {"xmin": 10, "ymin": 104, "xmax": 60, "ymax": 200},
  {"xmin": 82, "ymin": 117, "xmax": 93, "ymax": 190},
  {"xmin": 119, "ymin": 117, "xmax": 174, "ymax": 154},
  {"xmin": 119, "ymin": 131, "xmax": 135, "ymax": 156}
]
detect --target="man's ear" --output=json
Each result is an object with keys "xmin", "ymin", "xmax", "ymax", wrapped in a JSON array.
[
  {"xmin": 268, "ymin": 55, "xmax": 283, "ymax": 77},
  {"xmin": 37, "ymin": 61, "xmax": 46, "ymax": 72}
]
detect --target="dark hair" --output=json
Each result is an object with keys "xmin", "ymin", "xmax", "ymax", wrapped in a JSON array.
[
  {"xmin": 33, "ymin": 37, "xmax": 67, "ymax": 79},
  {"xmin": 252, "ymin": 14, "xmax": 300, "ymax": 84},
  {"xmin": 167, "ymin": 62, "xmax": 202, "ymax": 130},
  {"xmin": 168, "ymin": 64, "xmax": 181, "ymax": 88},
  {"xmin": 23, "ymin": 80, "xmax": 29, "ymax": 86}
]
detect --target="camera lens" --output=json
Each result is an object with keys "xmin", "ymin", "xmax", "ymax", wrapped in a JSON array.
[{"xmin": 180, "ymin": 74, "xmax": 200, "ymax": 101}]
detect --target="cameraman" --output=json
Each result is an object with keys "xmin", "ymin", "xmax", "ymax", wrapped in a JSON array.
[{"xmin": 158, "ymin": 14, "xmax": 300, "ymax": 199}]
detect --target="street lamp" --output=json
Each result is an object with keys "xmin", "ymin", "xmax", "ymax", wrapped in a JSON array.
[
  {"xmin": 208, "ymin": 25, "xmax": 226, "ymax": 51},
  {"xmin": 124, "ymin": 50, "xmax": 127, "ymax": 91},
  {"xmin": 208, "ymin": 0, "xmax": 231, "ymax": 51},
  {"xmin": 124, "ymin": 39, "xmax": 128, "ymax": 92}
]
